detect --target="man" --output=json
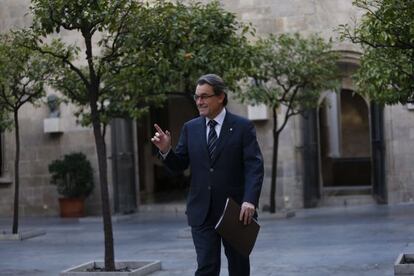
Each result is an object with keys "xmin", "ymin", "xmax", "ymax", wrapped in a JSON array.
[{"xmin": 151, "ymin": 74, "xmax": 264, "ymax": 276}]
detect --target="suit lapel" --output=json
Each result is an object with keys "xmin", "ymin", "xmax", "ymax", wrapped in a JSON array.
[{"xmin": 210, "ymin": 112, "xmax": 235, "ymax": 166}]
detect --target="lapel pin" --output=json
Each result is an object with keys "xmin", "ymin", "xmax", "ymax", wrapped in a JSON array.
[{"xmin": 229, "ymin": 128, "xmax": 233, "ymax": 132}]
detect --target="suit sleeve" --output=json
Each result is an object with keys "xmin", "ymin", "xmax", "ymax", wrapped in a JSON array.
[
  {"xmin": 242, "ymin": 121, "xmax": 264, "ymax": 207},
  {"xmin": 163, "ymin": 123, "xmax": 190, "ymax": 172}
]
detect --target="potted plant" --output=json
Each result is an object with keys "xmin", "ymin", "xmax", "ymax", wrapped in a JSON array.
[{"xmin": 48, "ymin": 152, "xmax": 94, "ymax": 218}]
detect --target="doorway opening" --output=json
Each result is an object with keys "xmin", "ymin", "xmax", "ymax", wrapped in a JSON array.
[
  {"xmin": 318, "ymin": 89, "xmax": 372, "ymax": 196},
  {"xmin": 136, "ymin": 95, "xmax": 197, "ymax": 204}
]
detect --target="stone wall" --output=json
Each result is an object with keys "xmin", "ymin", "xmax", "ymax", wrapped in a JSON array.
[
  {"xmin": 0, "ymin": 96, "xmax": 108, "ymax": 216},
  {"xmin": 221, "ymin": 0, "xmax": 363, "ymax": 37},
  {"xmin": 0, "ymin": 0, "xmax": 31, "ymax": 31},
  {"xmin": 384, "ymin": 105, "xmax": 414, "ymax": 204}
]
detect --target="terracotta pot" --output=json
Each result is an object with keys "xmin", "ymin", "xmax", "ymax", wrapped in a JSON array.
[{"xmin": 58, "ymin": 197, "xmax": 85, "ymax": 218}]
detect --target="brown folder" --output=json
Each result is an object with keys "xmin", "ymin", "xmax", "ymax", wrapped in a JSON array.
[{"xmin": 214, "ymin": 198, "xmax": 260, "ymax": 257}]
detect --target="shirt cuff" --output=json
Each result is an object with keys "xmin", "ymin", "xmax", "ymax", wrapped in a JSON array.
[{"xmin": 159, "ymin": 148, "xmax": 171, "ymax": 159}]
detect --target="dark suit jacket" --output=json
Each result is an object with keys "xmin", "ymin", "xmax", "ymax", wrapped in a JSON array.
[{"xmin": 164, "ymin": 111, "xmax": 264, "ymax": 226}]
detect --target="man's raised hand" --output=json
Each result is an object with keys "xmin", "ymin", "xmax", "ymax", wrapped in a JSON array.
[{"xmin": 151, "ymin": 124, "xmax": 172, "ymax": 154}]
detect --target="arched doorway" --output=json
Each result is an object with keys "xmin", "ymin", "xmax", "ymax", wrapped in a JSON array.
[
  {"xmin": 318, "ymin": 89, "xmax": 372, "ymax": 199},
  {"xmin": 302, "ymin": 51, "xmax": 387, "ymax": 207}
]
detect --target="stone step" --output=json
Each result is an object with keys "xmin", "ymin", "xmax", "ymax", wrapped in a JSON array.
[
  {"xmin": 138, "ymin": 203, "xmax": 186, "ymax": 213},
  {"xmin": 323, "ymin": 185, "xmax": 372, "ymax": 196},
  {"xmin": 321, "ymin": 194, "xmax": 376, "ymax": 207}
]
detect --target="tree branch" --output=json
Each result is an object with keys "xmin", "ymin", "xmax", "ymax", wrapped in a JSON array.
[
  {"xmin": 31, "ymin": 45, "xmax": 90, "ymax": 88},
  {"xmin": 274, "ymin": 76, "xmax": 289, "ymax": 94},
  {"xmin": 277, "ymin": 85, "xmax": 301, "ymax": 134},
  {"xmin": 0, "ymin": 84, "xmax": 15, "ymax": 109}
]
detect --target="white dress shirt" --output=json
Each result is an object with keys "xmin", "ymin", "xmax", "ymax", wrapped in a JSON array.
[
  {"xmin": 206, "ymin": 107, "xmax": 226, "ymax": 139},
  {"xmin": 160, "ymin": 108, "xmax": 227, "ymax": 158}
]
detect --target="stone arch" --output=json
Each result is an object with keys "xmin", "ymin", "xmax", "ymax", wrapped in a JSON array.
[{"xmin": 314, "ymin": 49, "xmax": 377, "ymax": 205}]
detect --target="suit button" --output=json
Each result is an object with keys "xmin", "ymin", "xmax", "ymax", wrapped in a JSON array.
[
  {"xmin": 210, "ymin": 168, "xmax": 214, "ymax": 172},
  {"xmin": 208, "ymin": 186, "xmax": 211, "ymax": 190}
]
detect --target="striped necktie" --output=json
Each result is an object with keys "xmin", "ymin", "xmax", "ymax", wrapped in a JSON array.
[{"xmin": 207, "ymin": 120, "xmax": 218, "ymax": 160}]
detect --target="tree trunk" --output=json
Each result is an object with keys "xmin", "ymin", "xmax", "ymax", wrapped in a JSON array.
[
  {"xmin": 270, "ymin": 107, "xmax": 279, "ymax": 213},
  {"xmin": 12, "ymin": 110, "xmax": 20, "ymax": 234},
  {"xmin": 84, "ymin": 29, "xmax": 115, "ymax": 271},
  {"xmin": 91, "ymin": 111, "xmax": 115, "ymax": 271}
]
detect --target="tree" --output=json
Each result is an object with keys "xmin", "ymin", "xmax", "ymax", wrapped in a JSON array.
[
  {"xmin": 0, "ymin": 30, "xmax": 56, "ymax": 234},
  {"xmin": 339, "ymin": 0, "xmax": 414, "ymax": 104},
  {"xmin": 26, "ymin": 0, "xmax": 254, "ymax": 271},
  {"xmin": 26, "ymin": 0, "xmax": 163, "ymax": 271},
  {"xmin": 235, "ymin": 33, "xmax": 339, "ymax": 213},
  {"xmin": 124, "ymin": 0, "xmax": 255, "ymax": 107}
]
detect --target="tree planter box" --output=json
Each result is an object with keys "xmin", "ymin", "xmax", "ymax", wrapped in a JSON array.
[
  {"xmin": 395, "ymin": 253, "xmax": 414, "ymax": 275},
  {"xmin": 0, "ymin": 229, "xmax": 46, "ymax": 240},
  {"xmin": 60, "ymin": 260, "xmax": 161, "ymax": 276}
]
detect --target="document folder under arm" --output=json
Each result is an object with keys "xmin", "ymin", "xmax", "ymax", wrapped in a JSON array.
[{"xmin": 214, "ymin": 198, "xmax": 260, "ymax": 257}]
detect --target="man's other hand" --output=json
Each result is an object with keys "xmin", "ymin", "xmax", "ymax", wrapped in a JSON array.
[{"xmin": 239, "ymin": 202, "xmax": 255, "ymax": 225}]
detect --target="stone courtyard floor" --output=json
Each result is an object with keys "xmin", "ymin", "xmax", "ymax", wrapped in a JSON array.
[{"xmin": 1, "ymin": 202, "xmax": 414, "ymax": 275}]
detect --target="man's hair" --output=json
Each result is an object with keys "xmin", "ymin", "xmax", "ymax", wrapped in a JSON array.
[{"xmin": 197, "ymin": 74, "xmax": 228, "ymax": 106}]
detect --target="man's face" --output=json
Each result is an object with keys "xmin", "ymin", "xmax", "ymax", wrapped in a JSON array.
[{"xmin": 195, "ymin": 84, "xmax": 225, "ymax": 119}]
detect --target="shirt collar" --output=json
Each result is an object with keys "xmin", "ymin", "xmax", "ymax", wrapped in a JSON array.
[{"xmin": 206, "ymin": 108, "xmax": 226, "ymax": 126}]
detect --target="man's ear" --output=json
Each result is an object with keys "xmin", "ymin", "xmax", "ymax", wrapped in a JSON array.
[{"xmin": 218, "ymin": 93, "xmax": 225, "ymax": 104}]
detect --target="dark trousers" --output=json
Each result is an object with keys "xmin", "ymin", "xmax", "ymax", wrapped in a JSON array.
[{"xmin": 191, "ymin": 211, "xmax": 250, "ymax": 276}]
